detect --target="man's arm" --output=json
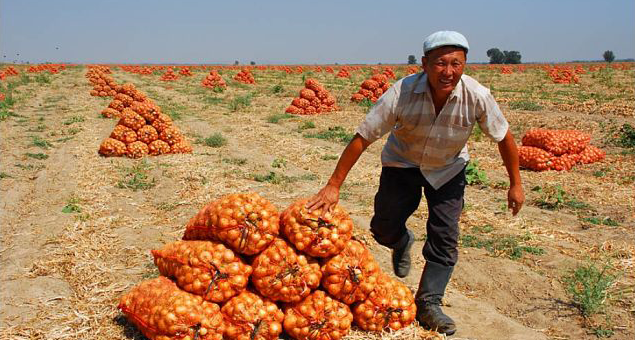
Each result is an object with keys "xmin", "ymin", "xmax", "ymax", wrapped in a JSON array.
[
  {"xmin": 497, "ymin": 129, "xmax": 524, "ymax": 215},
  {"xmin": 306, "ymin": 133, "xmax": 372, "ymax": 214}
]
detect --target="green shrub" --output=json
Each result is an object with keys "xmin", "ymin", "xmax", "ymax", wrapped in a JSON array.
[
  {"xmin": 509, "ymin": 100, "xmax": 543, "ymax": 111},
  {"xmin": 465, "ymin": 160, "xmax": 488, "ymax": 185},
  {"xmin": 117, "ymin": 160, "xmax": 156, "ymax": 191},
  {"xmin": 563, "ymin": 262, "xmax": 616, "ymax": 317},
  {"xmin": 202, "ymin": 133, "xmax": 227, "ymax": 147},
  {"xmin": 304, "ymin": 126, "xmax": 354, "ymax": 144}
]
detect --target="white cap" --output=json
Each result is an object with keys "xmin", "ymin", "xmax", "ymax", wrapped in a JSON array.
[{"xmin": 423, "ymin": 31, "xmax": 469, "ymax": 55}]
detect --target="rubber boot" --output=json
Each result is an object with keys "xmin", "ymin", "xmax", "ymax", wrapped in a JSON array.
[
  {"xmin": 391, "ymin": 229, "xmax": 415, "ymax": 278},
  {"xmin": 415, "ymin": 260, "xmax": 456, "ymax": 335}
]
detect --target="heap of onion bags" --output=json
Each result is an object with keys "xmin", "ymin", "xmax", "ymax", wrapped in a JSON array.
[
  {"xmin": 119, "ymin": 193, "xmax": 417, "ymax": 340},
  {"xmin": 518, "ymin": 129, "xmax": 605, "ymax": 171}
]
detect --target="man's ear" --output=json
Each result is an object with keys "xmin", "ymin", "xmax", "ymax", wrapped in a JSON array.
[{"xmin": 421, "ymin": 56, "xmax": 428, "ymax": 73}]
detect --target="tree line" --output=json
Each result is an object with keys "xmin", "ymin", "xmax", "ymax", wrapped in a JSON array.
[{"xmin": 407, "ymin": 49, "xmax": 618, "ymax": 64}]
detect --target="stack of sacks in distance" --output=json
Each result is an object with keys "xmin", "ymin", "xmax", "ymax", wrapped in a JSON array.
[
  {"xmin": 379, "ymin": 67, "xmax": 396, "ymax": 80},
  {"xmin": 285, "ymin": 79, "xmax": 338, "ymax": 115},
  {"xmin": 118, "ymin": 192, "xmax": 418, "ymax": 340},
  {"xmin": 518, "ymin": 129, "xmax": 605, "ymax": 171},
  {"xmin": 336, "ymin": 68, "xmax": 351, "ymax": 78},
  {"xmin": 161, "ymin": 68, "xmax": 179, "ymax": 81},
  {"xmin": 0, "ymin": 66, "xmax": 20, "ymax": 80},
  {"xmin": 27, "ymin": 64, "xmax": 66, "ymax": 74},
  {"xmin": 87, "ymin": 67, "xmax": 118, "ymax": 97},
  {"xmin": 201, "ymin": 70, "xmax": 226, "ymax": 90},
  {"xmin": 351, "ymin": 74, "xmax": 391, "ymax": 103},
  {"xmin": 179, "ymin": 67, "xmax": 193, "ymax": 76},
  {"xmin": 233, "ymin": 69, "xmax": 255, "ymax": 84},
  {"xmin": 98, "ymin": 83, "xmax": 192, "ymax": 158}
]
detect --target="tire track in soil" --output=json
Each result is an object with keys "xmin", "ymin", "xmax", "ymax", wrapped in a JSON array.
[{"xmin": 1, "ymin": 69, "xmax": 89, "ymax": 327}]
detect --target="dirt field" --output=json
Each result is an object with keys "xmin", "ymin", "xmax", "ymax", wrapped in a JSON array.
[{"xmin": 1, "ymin": 64, "xmax": 633, "ymax": 340}]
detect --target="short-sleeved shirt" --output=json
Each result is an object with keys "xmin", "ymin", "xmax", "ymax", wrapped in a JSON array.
[{"xmin": 356, "ymin": 72, "xmax": 509, "ymax": 189}]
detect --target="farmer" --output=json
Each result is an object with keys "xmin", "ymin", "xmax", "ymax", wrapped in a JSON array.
[{"xmin": 307, "ymin": 31, "xmax": 524, "ymax": 335}]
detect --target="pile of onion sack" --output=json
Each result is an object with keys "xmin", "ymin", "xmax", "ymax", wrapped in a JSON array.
[
  {"xmin": 118, "ymin": 193, "xmax": 417, "ymax": 340},
  {"xmin": 518, "ymin": 129, "xmax": 605, "ymax": 171}
]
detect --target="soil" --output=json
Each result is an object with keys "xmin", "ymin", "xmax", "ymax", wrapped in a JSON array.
[{"xmin": 1, "ymin": 65, "xmax": 633, "ymax": 339}]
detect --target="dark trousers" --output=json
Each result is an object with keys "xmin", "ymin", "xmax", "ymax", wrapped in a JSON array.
[{"xmin": 369, "ymin": 167, "xmax": 466, "ymax": 267}]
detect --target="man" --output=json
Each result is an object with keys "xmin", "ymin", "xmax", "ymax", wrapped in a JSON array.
[{"xmin": 307, "ymin": 31, "xmax": 524, "ymax": 335}]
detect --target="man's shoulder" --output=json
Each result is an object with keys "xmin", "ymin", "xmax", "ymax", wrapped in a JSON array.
[
  {"xmin": 460, "ymin": 74, "xmax": 492, "ymax": 99},
  {"xmin": 394, "ymin": 72, "xmax": 425, "ymax": 94}
]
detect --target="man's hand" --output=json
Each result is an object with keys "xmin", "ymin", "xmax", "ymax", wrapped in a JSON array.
[
  {"xmin": 306, "ymin": 134, "xmax": 371, "ymax": 216},
  {"xmin": 306, "ymin": 184, "xmax": 340, "ymax": 216},
  {"xmin": 497, "ymin": 130, "xmax": 524, "ymax": 216},
  {"xmin": 507, "ymin": 184, "xmax": 524, "ymax": 216}
]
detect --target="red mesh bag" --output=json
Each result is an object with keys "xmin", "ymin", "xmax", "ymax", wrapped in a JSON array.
[
  {"xmin": 578, "ymin": 145, "xmax": 606, "ymax": 164},
  {"xmin": 137, "ymin": 125, "xmax": 160, "ymax": 145},
  {"xmin": 518, "ymin": 146, "xmax": 553, "ymax": 171},
  {"xmin": 99, "ymin": 138, "xmax": 127, "ymax": 157},
  {"xmin": 119, "ymin": 108, "xmax": 146, "ymax": 131},
  {"xmin": 521, "ymin": 129, "xmax": 590, "ymax": 156},
  {"xmin": 550, "ymin": 152, "xmax": 580, "ymax": 171},
  {"xmin": 221, "ymin": 291, "xmax": 284, "ymax": 340},
  {"xmin": 321, "ymin": 240, "xmax": 381, "ymax": 305},
  {"xmin": 183, "ymin": 193, "xmax": 279, "ymax": 255},
  {"xmin": 132, "ymin": 101, "xmax": 161, "ymax": 123},
  {"xmin": 171, "ymin": 140, "xmax": 193, "ymax": 154},
  {"xmin": 152, "ymin": 113, "xmax": 174, "ymax": 133},
  {"xmin": 283, "ymin": 290, "xmax": 353, "ymax": 340},
  {"xmin": 152, "ymin": 240, "xmax": 252, "ymax": 304},
  {"xmin": 101, "ymin": 108, "xmax": 121, "ymax": 118},
  {"xmin": 351, "ymin": 273, "xmax": 416, "ymax": 332},
  {"xmin": 118, "ymin": 276, "xmax": 224, "ymax": 340},
  {"xmin": 285, "ymin": 79, "xmax": 338, "ymax": 115},
  {"xmin": 159, "ymin": 126, "xmax": 184, "ymax": 145},
  {"xmin": 127, "ymin": 141, "xmax": 149, "ymax": 159},
  {"xmin": 148, "ymin": 140, "xmax": 172, "ymax": 156},
  {"xmin": 251, "ymin": 238, "xmax": 321, "ymax": 303},
  {"xmin": 280, "ymin": 198, "xmax": 353, "ymax": 258}
]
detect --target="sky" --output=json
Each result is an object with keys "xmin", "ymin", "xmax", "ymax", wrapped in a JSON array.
[{"xmin": 1, "ymin": 0, "xmax": 634, "ymax": 65}]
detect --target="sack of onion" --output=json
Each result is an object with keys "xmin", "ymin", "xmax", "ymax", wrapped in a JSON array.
[
  {"xmin": 221, "ymin": 290, "xmax": 284, "ymax": 340},
  {"xmin": 152, "ymin": 240, "xmax": 252, "ymax": 304},
  {"xmin": 250, "ymin": 238, "xmax": 321, "ymax": 303},
  {"xmin": 351, "ymin": 272, "xmax": 416, "ymax": 332},
  {"xmin": 283, "ymin": 290, "xmax": 353, "ymax": 340},
  {"xmin": 118, "ymin": 276, "xmax": 224, "ymax": 340},
  {"xmin": 183, "ymin": 193, "xmax": 279, "ymax": 255},
  {"xmin": 280, "ymin": 198, "xmax": 353, "ymax": 258},
  {"xmin": 320, "ymin": 239, "xmax": 381, "ymax": 305}
]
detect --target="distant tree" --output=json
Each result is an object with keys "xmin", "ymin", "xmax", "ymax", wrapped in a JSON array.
[
  {"xmin": 407, "ymin": 54, "xmax": 417, "ymax": 64},
  {"xmin": 503, "ymin": 50, "xmax": 522, "ymax": 64},
  {"xmin": 487, "ymin": 48, "xmax": 505, "ymax": 64},
  {"xmin": 603, "ymin": 50, "xmax": 615, "ymax": 63},
  {"xmin": 250, "ymin": 61, "xmax": 256, "ymax": 65},
  {"xmin": 234, "ymin": 60, "xmax": 239, "ymax": 65},
  {"xmin": 487, "ymin": 48, "xmax": 522, "ymax": 64}
]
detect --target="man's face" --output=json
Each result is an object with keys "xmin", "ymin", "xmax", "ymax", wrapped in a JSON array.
[{"xmin": 422, "ymin": 46, "xmax": 466, "ymax": 98}]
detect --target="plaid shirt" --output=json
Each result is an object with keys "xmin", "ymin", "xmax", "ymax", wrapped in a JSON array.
[{"xmin": 356, "ymin": 72, "xmax": 509, "ymax": 189}]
